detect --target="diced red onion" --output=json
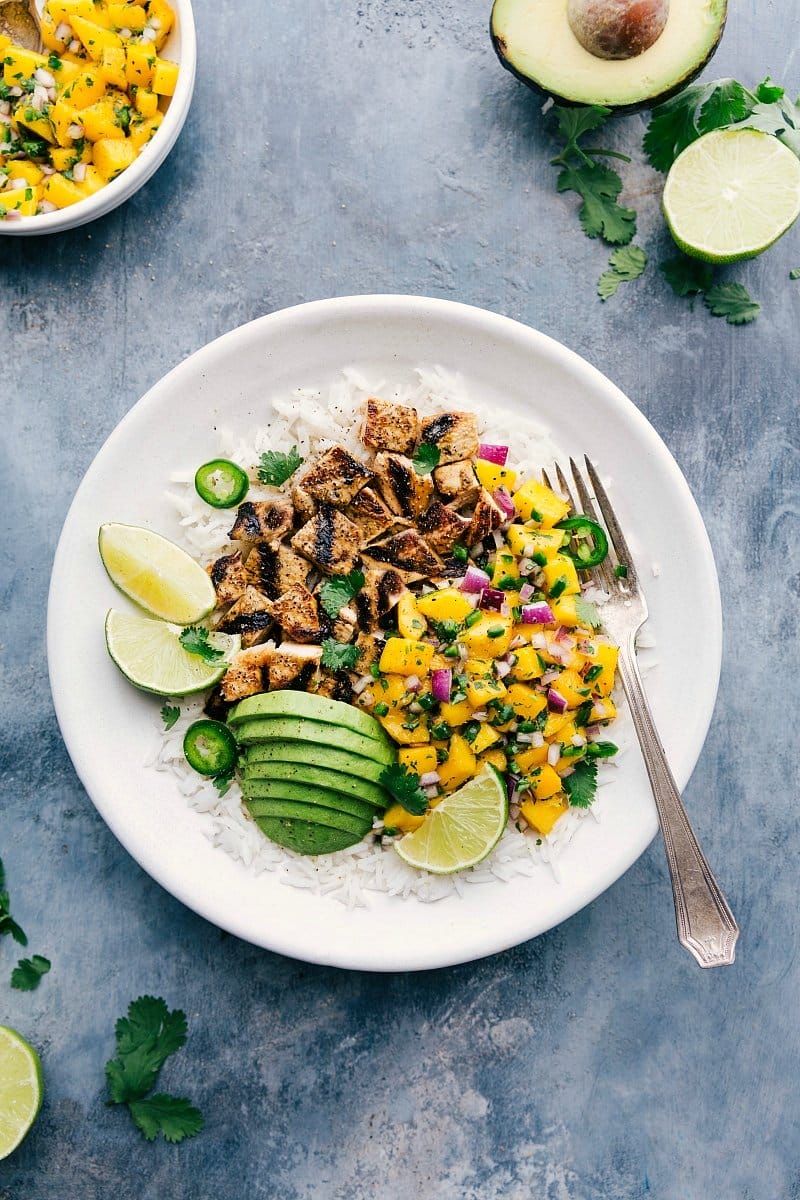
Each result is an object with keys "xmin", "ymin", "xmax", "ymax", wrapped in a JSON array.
[
  {"xmin": 571, "ymin": 734, "xmax": 586, "ymax": 747},
  {"xmin": 492, "ymin": 529, "xmax": 505, "ymax": 549},
  {"xmin": 3, "ymin": 209, "xmax": 22, "ymax": 221},
  {"xmin": 460, "ymin": 564, "xmax": 490, "ymax": 593},
  {"xmin": 34, "ymin": 68, "xmax": 55, "ymax": 87},
  {"xmin": 516, "ymin": 732, "xmax": 535, "ymax": 744},
  {"xmin": 540, "ymin": 669, "xmax": 560, "ymax": 685},
  {"xmin": 353, "ymin": 674, "xmax": 373, "ymax": 695},
  {"xmin": 55, "ymin": 20, "xmax": 71, "ymax": 39},
  {"xmin": 493, "ymin": 487, "xmax": 515, "ymax": 520},
  {"xmin": 521, "ymin": 602, "xmax": 555, "ymax": 625},
  {"xmin": 9, "ymin": 178, "xmax": 25, "ymax": 191},
  {"xmin": 405, "ymin": 674, "xmax": 421, "ymax": 692},
  {"xmin": 480, "ymin": 588, "xmax": 505, "ymax": 612},
  {"xmin": 409, "ymin": 702, "xmax": 423, "ymax": 714},
  {"xmin": 478, "ymin": 443, "xmax": 508, "ymax": 465},
  {"xmin": 424, "ymin": 785, "xmax": 439, "ymax": 800},
  {"xmin": 519, "ymin": 582, "xmax": 534, "ymax": 602},
  {"xmin": 420, "ymin": 771, "xmax": 440, "ymax": 787},
  {"xmin": 547, "ymin": 688, "xmax": 568, "ymax": 713},
  {"xmin": 472, "ymin": 710, "xmax": 488, "ymax": 722},
  {"xmin": 547, "ymin": 743, "xmax": 561, "ymax": 766},
  {"xmin": 38, "ymin": 200, "xmax": 57, "ymax": 214},
  {"xmin": 495, "ymin": 660, "xmax": 512, "ymax": 679},
  {"xmin": 531, "ymin": 731, "xmax": 544, "ymax": 748},
  {"xmin": 431, "ymin": 668, "xmax": 452, "ymax": 703},
  {"xmin": 72, "ymin": 162, "xmax": 87, "ymax": 183},
  {"xmin": 361, "ymin": 690, "xmax": 374, "ymax": 706},
  {"xmin": 532, "ymin": 633, "xmax": 546, "ymax": 649}
]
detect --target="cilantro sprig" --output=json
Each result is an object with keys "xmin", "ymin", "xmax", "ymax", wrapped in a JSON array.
[
  {"xmin": 179, "ymin": 627, "xmax": 224, "ymax": 662},
  {"xmin": 160, "ymin": 704, "xmax": 180, "ymax": 730},
  {"xmin": 379, "ymin": 763, "xmax": 429, "ymax": 816},
  {"xmin": 551, "ymin": 105, "xmax": 636, "ymax": 246},
  {"xmin": 320, "ymin": 638, "xmax": 363, "ymax": 671},
  {"xmin": 11, "ymin": 955, "xmax": 51, "ymax": 991},
  {"xmin": 257, "ymin": 446, "xmax": 304, "ymax": 487},
  {"xmin": 412, "ymin": 443, "xmax": 440, "ymax": 475},
  {"xmin": 563, "ymin": 758, "xmax": 598, "ymax": 809},
  {"xmin": 597, "ymin": 245, "xmax": 648, "ymax": 300},
  {"xmin": 318, "ymin": 570, "xmax": 365, "ymax": 618},
  {"xmin": 0, "ymin": 857, "xmax": 27, "ymax": 947},
  {"xmin": 660, "ymin": 257, "xmax": 760, "ymax": 325}
]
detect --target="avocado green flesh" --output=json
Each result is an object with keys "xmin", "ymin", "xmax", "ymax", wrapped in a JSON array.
[
  {"xmin": 491, "ymin": 0, "xmax": 726, "ymax": 110},
  {"xmin": 245, "ymin": 797, "xmax": 371, "ymax": 837},
  {"xmin": 243, "ymin": 761, "xmax": 388, "ymax": 810},
  {"xmin": 253, "ymin": 816, "xmax": 362, "ymax": 855},
  {"xmin": 243, "ymin": 779, "xmax": 379, "ymax": 824},
  {"xmin": 245, "ymin": 740, "xmax": 389, "ymax": 784},
  {"xmin": 233, "ymin": 716, "xmax": 394, "ymax": 765},
  {"xmin": 228, "ymin": 690, "xmax": 389, "ymax": 744}
]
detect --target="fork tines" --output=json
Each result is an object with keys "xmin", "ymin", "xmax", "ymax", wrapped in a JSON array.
[{"xmin": 543, "ymin": 458, "xmax": 637, "ymax": 590}]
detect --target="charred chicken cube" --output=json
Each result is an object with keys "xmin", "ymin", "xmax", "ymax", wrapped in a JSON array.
[
  {"xmin": 244, "ymin": 542, "xmax": 308, "ymax": 599},
  {"xmin": 366, "ymin": 529, "xmax": 443, "ymax": 579},
  {"xmin": 467, "ymin": 487, "xmax": 506, "ymax": 546},
  {"xmin": 208, "ymin": 550, "xmax": 249, "ymax": 607},
  {"xmin": 266, "ymin": 643, "xmax": 322, "ymax": 691},
  {"xmin": 420, "ymin": 411, "xmax": 479, "ymax": 465},
  {"xmin": 345, "ymin": 485, "xmax": 397, "ymax": 541},
  {"xmin": 360, "ymin": 396, "xmax": 420, "ymax": 455},
  {"xmin": 270, "ymin": 583, "xmax": 323, "ymax": 644},
  {"xmin": 296, "ymin": 444, "xmax": 374, "ymax": 507},
  {"xmin": 217, "ymin": 586, "xmax": 273, "ymax": 648},
  {"xmin": 290, "ymin": 504, "xmax": 362, "ymax": 575},
  {"xmin": 417, "ymin": 501, "xmax": 471, "ymax": 555},
  {"xmin": 373, "ymin": 452, "xmax": 434, "ymax": 520},
  {"xmin": 292, "ymin": 484, "xmax": 317, "ymax": 522},
  {"xmin": 229, "ymin": 498, "xmax": 294, "ymax": 544},
  {"xmin": 219, "ymin": 644, "xmax": 274, "ymax": 702},
  {"xmin": 352, "ymin": 631, "xmax": 381, "ymax": 670},
  {"xmin": 433, "ymin": 459, "xmax": 481, "ymax": 508},
  {"xmin": 354, "ymin": 567, "xmax": 406, "ymax": 632}
]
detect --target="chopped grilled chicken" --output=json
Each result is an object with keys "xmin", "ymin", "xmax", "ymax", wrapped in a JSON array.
[
  {"xmin": 219, "ymin": 643, "xmax": 275, "ymax": 702},
  {"xmin": 244, "ymin": 542, "xmax": 308, "ymax": 599},
  {"xmin": 217, "ymin": 586, "xmax": 273, "ymax": 648},
  {"xmin": 345, "ymin": 485, "xmax": 397, "ymax": 541},
  {"xmin": 420, "ymin": 411, "xmax": 479, "ymax": 465},
  {"xmin": 296, "ymin": 444, "xmax": 374, "ymax": 507},
  {"xmin": 353, "ymin": 631, "xmax": 381, "ymax": 669},
  {"xmin": 312, "ymin": 671, "xmax": 354, "ymax": 704},
  {"xmin": 291, "ymin": 504, "xmax": 362, "ymax": 575},
  {"xmin": 292, "ymin": 484, "xmax": 316, "ymax": 522},
  {"xmin": 229, "ymin": 498, "xmax": 294, "ymax": 544},
  {"xmin": 432, "ymin": 459, "xmax": 481, "ymax": 509},
  {"xmin": 355, "ymin": 567, "xmax": 407, "ymax": 632},
  {"xmin": 467, "ymin": 487, "xmax": 506, "ymax": 545},
  {"xmin": 360, "ymin": 396, "xmax": 420, "ymax": 455},
  {"xmin": 366, "ymin": 529, "xmax": 443, "ymax": 578},
  {"xmin": 208, "ymin": 550, "xmax": 249, "ymax": 607},
  {"xmin": 373, "ymin": 452, "xmax": 434, "ymax": 520},
  {"xmin": 266, "ymin": 643, "xmax": 322, "ymax": 691},
  {"xmin": 331, "ymin": 610, "xmax": 358, "ymax": 643},
  {"xmin": 203, "ymin": 685, "xmax": 231, "ymax": 723},
  {"xmin": 270, "ymin": 583, "xmax": 323, "ymax": 644},
  {"xmin": 417, "ymin": 501, "xmax": 471, "ymax": 555}
]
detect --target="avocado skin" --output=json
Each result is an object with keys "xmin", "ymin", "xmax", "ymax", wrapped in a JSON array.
[
  {"xmin": 232, "ymin": 716, "xmax": 395, "ymax": 765},
  {"xmin": 489, "ymin": 2, "xmax": 727, "ymax": 114},
  {"xmin": 228, "ymin": 690, "xmax": 389, "ymax": 745},
  {"xmin": 243, "ymin": 759, "xmax": 389, "ymax": 810},
  {"xmin": 253, "ymin": 816, "xmax": 363, "ymax": 855},
  {"xmin": 245, "ymin": 740, "xmax": 388, "ymax": 784}
]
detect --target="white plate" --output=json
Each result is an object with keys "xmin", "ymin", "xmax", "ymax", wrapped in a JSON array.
[{"xmin": 47, "ymin": 296, "xmax": 722, "ymax": 971}]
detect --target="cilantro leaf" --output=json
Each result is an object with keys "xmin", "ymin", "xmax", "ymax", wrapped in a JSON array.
[
  {"xmin": 574, "ymin": 597, "xmax": 602, "ymax": 629},
  {"xmin": 318, "ymin": 570, "xmax": 365, "ymax": 618},
  {"xmin": 412, "ymin": 443, "xmax": 440, "ymax": 475},
  {"xmin": 160, "ymin": 704, "xmax": 180, "ymax": 731},
  {"xmin": 320, "ymin": 638, "xmax": 362, "ymax": 671},
  {"xmin": 0, "ymin": 858, "xmax": 27, "ymax": 947},
  {"xmin": 257, "ymin": 446, "xmax": 304, "ymax": 487},
  {"xmin": 597, "ymin": 244, "xmax": 647, "ymax": 300},
  {"xmin": 644, "ymin": 80, "xmax": 755, "ymax": 172},
  {"xmin": 755, "ymin": 77, "xmax": 785, "ymax": 104},
  {"xmin": 106, "ymin": 996, "xmax": 188, "ymax": 1104},
  {"xmin": 694, "ymin": 78, "xmax": 752, "ymax": 135},
  {"xmin": 213, "ymin": 769, "xmax": 234, "ymax": 797},
  {"xmin": 556, "ymin": 162, "xmax": 636, "ymax": 244},
  {"xmin": 660, "ymin": 256, "xmax": 713, "ymax": 297},
  {"xmin": 790, "ymin": 268, "xmax": 800, "ymax": 280},
  {"xmin": 429, "ymin": 618, "xmax": 462, "ymax": 644},
  {"xmin": 11, "ymin": 954, "xmax": 51, "ymax": 991},
  {"xmin": 554, "ymin": 104, "xmax": 611, "ymax": 150},
  {"xmin": 179, "ymin": 627, "xmax": 224, "ymax": 662},
  {"xmin": 563, "ymin": 758, "xmax": 598, "ymax": 809},
  {"xmin": 379, "ymin": 763, "xmax": 429, "ymax": 816},
  {"xmin": 704, "ymin": 282, "xmax": 760, "ymax": 325},
  {"xmin": 129, "ymin": 1095, "xmax": 204, "ymax": 1144}
]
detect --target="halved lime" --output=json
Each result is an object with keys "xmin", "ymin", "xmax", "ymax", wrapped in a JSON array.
[
  {"xmin": 104, "ymin": 609, "xmax": 240, "ymax": 696},
  {"xmin": 393, "ymin": 764, "xmax": 509, "ymax": 875},
  {"xmin": 98, "ymin": 523, "xmax": 216, "ymax": 624},
  {"xmin": 0, "ymin": 1026, "xmax": 43, "ymax": 1160},
  {"xmin": 663, "ymin": 128, "xmax": 800, "ymax": 263}
]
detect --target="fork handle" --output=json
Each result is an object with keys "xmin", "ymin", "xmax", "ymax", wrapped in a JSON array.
[{"xmin": 617, "ymin": 639, "xmax": 739, "ymax": 968}]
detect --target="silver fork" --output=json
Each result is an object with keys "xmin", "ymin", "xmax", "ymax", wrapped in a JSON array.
[{"xmin": 543, "ymin": 458, "xmax": 739, "ymax": 968}]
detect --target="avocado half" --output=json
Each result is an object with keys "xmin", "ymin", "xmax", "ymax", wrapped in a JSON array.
[{"xmin": 490, "ymin": 0, "xmax": 727, "ymax": 112}]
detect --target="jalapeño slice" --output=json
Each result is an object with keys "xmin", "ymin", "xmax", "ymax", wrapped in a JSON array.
[
  {"xmin": 194, "ymin": 459, "xmax": 249, "ymax": 508},
  {"xmin": 556, "ymin": 515, "xmax": 609, "ymax": 569},
  {"xmin": 183, "ymin": 720, "xmax": 237, "ymax": 776}
]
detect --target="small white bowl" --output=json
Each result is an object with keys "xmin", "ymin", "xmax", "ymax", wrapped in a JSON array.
[{"xmin": 0, "ymin": 0, "xmax": 196, "ymax": 236}]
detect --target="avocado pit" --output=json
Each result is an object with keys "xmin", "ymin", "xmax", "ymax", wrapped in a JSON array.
[{"xmin": 567, "ymin": 0, "xmax": 669, "ymax": 60}]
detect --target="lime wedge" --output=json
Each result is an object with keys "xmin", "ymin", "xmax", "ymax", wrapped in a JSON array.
[
  {"xmin": 0, "ymin": 1026, "xmax": 43, "ymax": 1160},
  {"xmin": 99, "ymin": 523, "xmax": 216, "ymax": 624},
  {"xmin": 393, "ymin": 764, "xmax": 509, "ymax": 875},
  {"xmin": 663, "ymin": 128, "xmax": 800, "ymax": 263},
  {"xmin": 104, "ymin": 609, "xmax": 240, "ymax": 696}
]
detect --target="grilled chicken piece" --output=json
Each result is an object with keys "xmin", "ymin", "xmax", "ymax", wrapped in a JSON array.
[
  {"xmin": 420, "ymin": 411, "xmax": 479, "ymax": 465},
  {"xmin": 467, "ymin": 488, "xmax": 506, "ymax": 546},
  {"xmin": 355, "ymin": 568, "xmax": 407, "ymax": 632},
  {"xmin": 229, "ymin": 499, "xmax": 294, "ymax": 544},
  {"xmin": 353, "ymin": 631, "xmax": 381, "ymax": 670},
  {"xmin": 433, "ymin": 459, "xmax": 481, "ymax": 509},
  {"xmin": 244, "ymin": 542, "xmax": 308, "ymax": 599},
  {"xmin": 366, "ymin": 529, "xmax": 443, "ymax": 579},
  {"xmin": 291, "ymin": 504, "xmax": 362, "ymax": 575},
  {"xmin": 266, "ymin": 643, "xmax": 322, "ymax": 691},
  {"xmin": 208, "ymin": 551, "xmax": 249, "ymax": 607},
  {"xmin": 331, "ymin": 610, "xmax": 358, "ymax": 643},
  {"xmin": 292, "ymin": 484, "xmax": 316, "ymax": 522},
  {"xmin": 418, "ymin": 501, "xmax": 471, "ymax": 555},
  {"xmin": 345, "ymin": 485, "xmax": 397, "ymax": 542},
  {"xmin": 270, "ymin": 583, "xmax": 323, "ymax": 644},
  {"xmin": 219, "ymin": 644, "xmax": 275, "ymax": 702},
  {"xmin": 203, "ymin": 685, "xmax": 231, "ymax": 723},
  {"xmin": 217, "ymin": 586, "xmax": 273, "ymax": 648},
  {"xmin": 313, "ymin": 671, "xmax": 355, "ymax": 704},
  {"xmin": 373, "ymin": 452, "xmax": 434, "ymax": 521},
  {"xmin": 361, "ymin": 396, "xmax": 420, "ymax": 455},
  {"xmin": 296, "ymin": 445, "xmax": 374, "ymax": 507}
]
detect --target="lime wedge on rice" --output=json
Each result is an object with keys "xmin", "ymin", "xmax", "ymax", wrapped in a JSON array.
[
  {"xmin": 105, "ymin": 609, "xmax": 240, "ymax": 696},
  {"xmin": 0, "ymin": 1026, "xmax": 43, "ymax": 1160},
  {"xmin": 393, "ymin": 764, "xmax": 509, "ymax": 875},
  {"xmin": 663, "ymin": 128, "xmax": 800, "ymax": 263},
  {"xmin": 99, "ymin": 523, "xmax": 216, "ymax": 624}
]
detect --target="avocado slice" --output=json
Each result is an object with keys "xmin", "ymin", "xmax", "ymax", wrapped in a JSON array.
[
  {"xmin": 228, "ymin": 691, "xmax": 389, "ymax": 744},
  {"xmin": 243, "ymin": 761, "xmax": 389, "ymax": 810},
  {"xmin": 244, "ymin": 781, "xmax": 378, "ymax": 824},
  {"xmin": 232, "ymin": 716, "xmax": 395, "ymax": 765},
  {"xmin": 245, "ymin": 797, "xmax": 371, "ymax": 838},
  {"xmin": 245, "ymin": 740, "xmax": 389, "ymax": 784},
  {"xmin": 253, "ymin": 816, "xmax": 363, "ymax": 855},
  {"xmin": 490, "ymin": 0, "xmax": 726, "ymax": 111}
]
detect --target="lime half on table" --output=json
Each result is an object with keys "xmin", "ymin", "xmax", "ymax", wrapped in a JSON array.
[
  {"xmin": 105, "ymin": 609, "xmax": 240, "ymax": 696},
  {"xmin": 99, "ymin": 523, "xmax": 217, "ymax": 624},
  {"xmin": 393, "ymin": 764, "xmax": 509, "ymax": 875},
  {"xmin": 663, "ymin": 128, "xmax": 800, "ymax": 263},
  {"xmin": 0, "ymin": 1026, "xmax": 43, "ymax": 1160}
]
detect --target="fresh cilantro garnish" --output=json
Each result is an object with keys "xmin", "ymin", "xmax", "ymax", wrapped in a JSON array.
[
  {"xmin": 660, "ymin": 256, "xmax": 713, "ymax": 297},
  {"xmin": 563, "ymin": 758, "xmax": 598, "ymax": 808},
  {"xmin": 105, "ymin": 996, "xmax": 203, "ymax": 1144},
  {"xmin": 318, "ymin": 570, "xmax": 365, "ymax": 618},
  {"xmin": 574, "ymin": 597, "xmax": 602, "ymax": 629},
  {"xmin": 412, "ymin": 443, "xmax": 440, "ymax": 475},
  {"xmin": 320, "ymin": 638, "xmax": 362, "ymax": 671},
  {"xmin": 178, "ymin": 627, "xmax": 224, "ymax": 662},
  {"xmin": 0, "ymin": 858, "xmax": 27, "ymax": 947},
  {"xmin": 597, "ymin": 245, "xmax": 648, "ymax": 300},
  {"xmin": 257, "ymin": 446, "xmax": 304, "ymax": 487},
  {"xmin": 212, "ymin": 768, "xmax": 234, "ymax": 797},
  {"xmin": 429, "ymin": 618, "xmax": 462, "ymax": 644},
  {"xmin": 550, "ymin": 106, "xmax": 636, "ymax": 246},
  {"xmin": 11, "ymin": 954, "xmax": 50, "ymax": 991},
  {"xmin": 704, "ymin": 282, "xmax": 761, "ymax": 325},
  {"xmin": 379, "ymin": 763, "xmax": 429, "ymax": 816},
  {"xmin": 643, "ymin": 79, "xmax": 752, "ymax": 172},
  {"xmin": 790, "ymin": 268, "xmax": 800, "ymax": 280},
  {"xmin": 160, "ymin": 704, "xmax": 180, "ymax": 730}
]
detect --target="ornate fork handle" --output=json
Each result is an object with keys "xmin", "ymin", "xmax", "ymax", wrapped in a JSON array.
[{"xmin": 617, "ymin": 635, "xmax": 739, "ymax": 968}]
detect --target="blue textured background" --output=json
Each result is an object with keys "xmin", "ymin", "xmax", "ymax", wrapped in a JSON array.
[{"xmin": 2, "ymin": 1, "xmax": 799, "ymax": 1196}]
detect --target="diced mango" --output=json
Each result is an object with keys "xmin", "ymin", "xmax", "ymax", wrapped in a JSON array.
[
  {"xmin": 589, "ymin": 697, "xmax": 617, "ymax": 725},
  {"xmin": 124, "ymin": 41, "xmax": 155, "ymax": 86},
  {"xmin": 509, "ymin": 645, "xmax": 544, "ymax": 681},
  {"xmin": 107, "ymin": 3, "xmax": 147, "ymax": 30},
  {"xmin": 383, "ymin": 803, "xmax": 425, "ymax": 834},
  {"xmin": 542, "ymin": 709, "xmax": 574, "ymax": 739},
  {"xmin": 505, "ymin": 683, "xmax": 547, "ymax": 723},
  {"xmin": 460, "ymin": 613, "xmax": 512, "ymax": 658},
  {"xmin": 133, "ymin": 86, "xmax": 158, "ymax": 117},
  {"xmin": 506, "ymin": 524, "xmax": 565, "ymax": 561},
  {"xmin": 437, "ymin": 732, "xmax": 476, "ymax": 793},
  {"xmin": 147, "ymin": 0, "xmax": 174, "ymax": 45},
  {"xmin": 68, "ymin": 15, "xmax": 122, "ymax": 60},
  {"xmin": 49, "ymin": 142, "xmax": 91, "ymax": 170},
  {"xmin": 40, "ymin": 9, "xmax": 71, "ymax": 51},
  {"xmin": 76, "ymin": 163, "xmax": 105, "ymax": 194},
  {"xmin": 549, "ymin": 595, "xmax": 582, "ymax": 628},
  {"xmin": 378, "ymin": 711, "xmax": 429, "ymax": 746},
  {"xmin": 541, "ymin": 554, "xmax": 581, "ymax": 598},
  {"xmin": 46, "ymin": 0, "xmax": 112, "ymax": 27},
  {"xmin": 61, "ymin": 69, "xmax": 107, "ymax": 108},
  {"xmin": 474, "ymin": 458, "xmax": 517, "ymax": 494},
  {"xmin": 3, "ymin": 46, "xmax": 49, "ymax": 86},
  {"xmin": 471, "ymin": 723, "xmax": 500, "ymax": 755},
  {"xmin": 415, "ymin": 587, "xmax": 474, "ymax": 623},
  {"xmin": 519, "ymin": 796, "xmax": 569, "ymax": 836},
  {"xmin": 398, "ymin": 745, "xmax": 438, "ymax": 777},
  {"xmin": 92, "ymin": 135, "xmax": 136, "ymax": 178},
  {"xmin": 41, "ymin": 171, "xmax": 85, "ymax": 206},
  {"xmin": 12, "ymin": 101, "xmax": 56, "ymax": 142},
  {"xmin": 465, "ymin": 672, "xmax": 506, "ymax": 709},
  {"xmin": 2, "ymin": 184, "xmax": 38, "ymax": 215},
  {"xmin": 7, "ymin": 160, "xmax": 44, "ymax": 184},
  {"xmin": 529, "ymin": 763, "xmax": 563, "ymax": 801},
  {"xmin": 378, "ymin": 637, "xmax": 434, "ymax": 676},
  {"xmin": 438, "ymin": 699, "xmax": 472, "ymax": 727},
  {"xmin": 48, "ymin": 98, "xmax": 82, "ymax": 146},
  {"xmin": 151, "ymin": 55, "xmax": 177, "ymax": 96},
  {"xmin": 512, "ymin": 479, "xmax": 570, "ymax": 527},
  {"xmin": 491, "ymin": 550, "xmax": 519, "ymax": 586},
  {"xmin": 550, "ymin": 669, "xmax": 591, "ymax": 708},
  {"xmin": 128, "ymin": 111, "xmax": 160, "ymax": 149},
  {"xmin": 583, "ymin": 640, "xmax": 618, "ymax": 698},
  {"xmin": 477, "ymin": 748, "xmax": 507, "ymax": 773},
  {"xmin": 397, "ymin": 591, "xmax": 427, "ymax": 639},
  {"xmin": 80, "ymin": 96, "xmax": 126, "ymax": 140},
  {"xmin": 99, "ymin": 45, "xmax": 127, "ymax": 87},
  {"xmin": 513, "ymin": 743, "xmax": 548, "ymax": 773}
]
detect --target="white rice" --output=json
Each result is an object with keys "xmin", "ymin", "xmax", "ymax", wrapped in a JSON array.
[{"xmin": 154, "ymin": 365, "xmax": 631, "ymax": 907}]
